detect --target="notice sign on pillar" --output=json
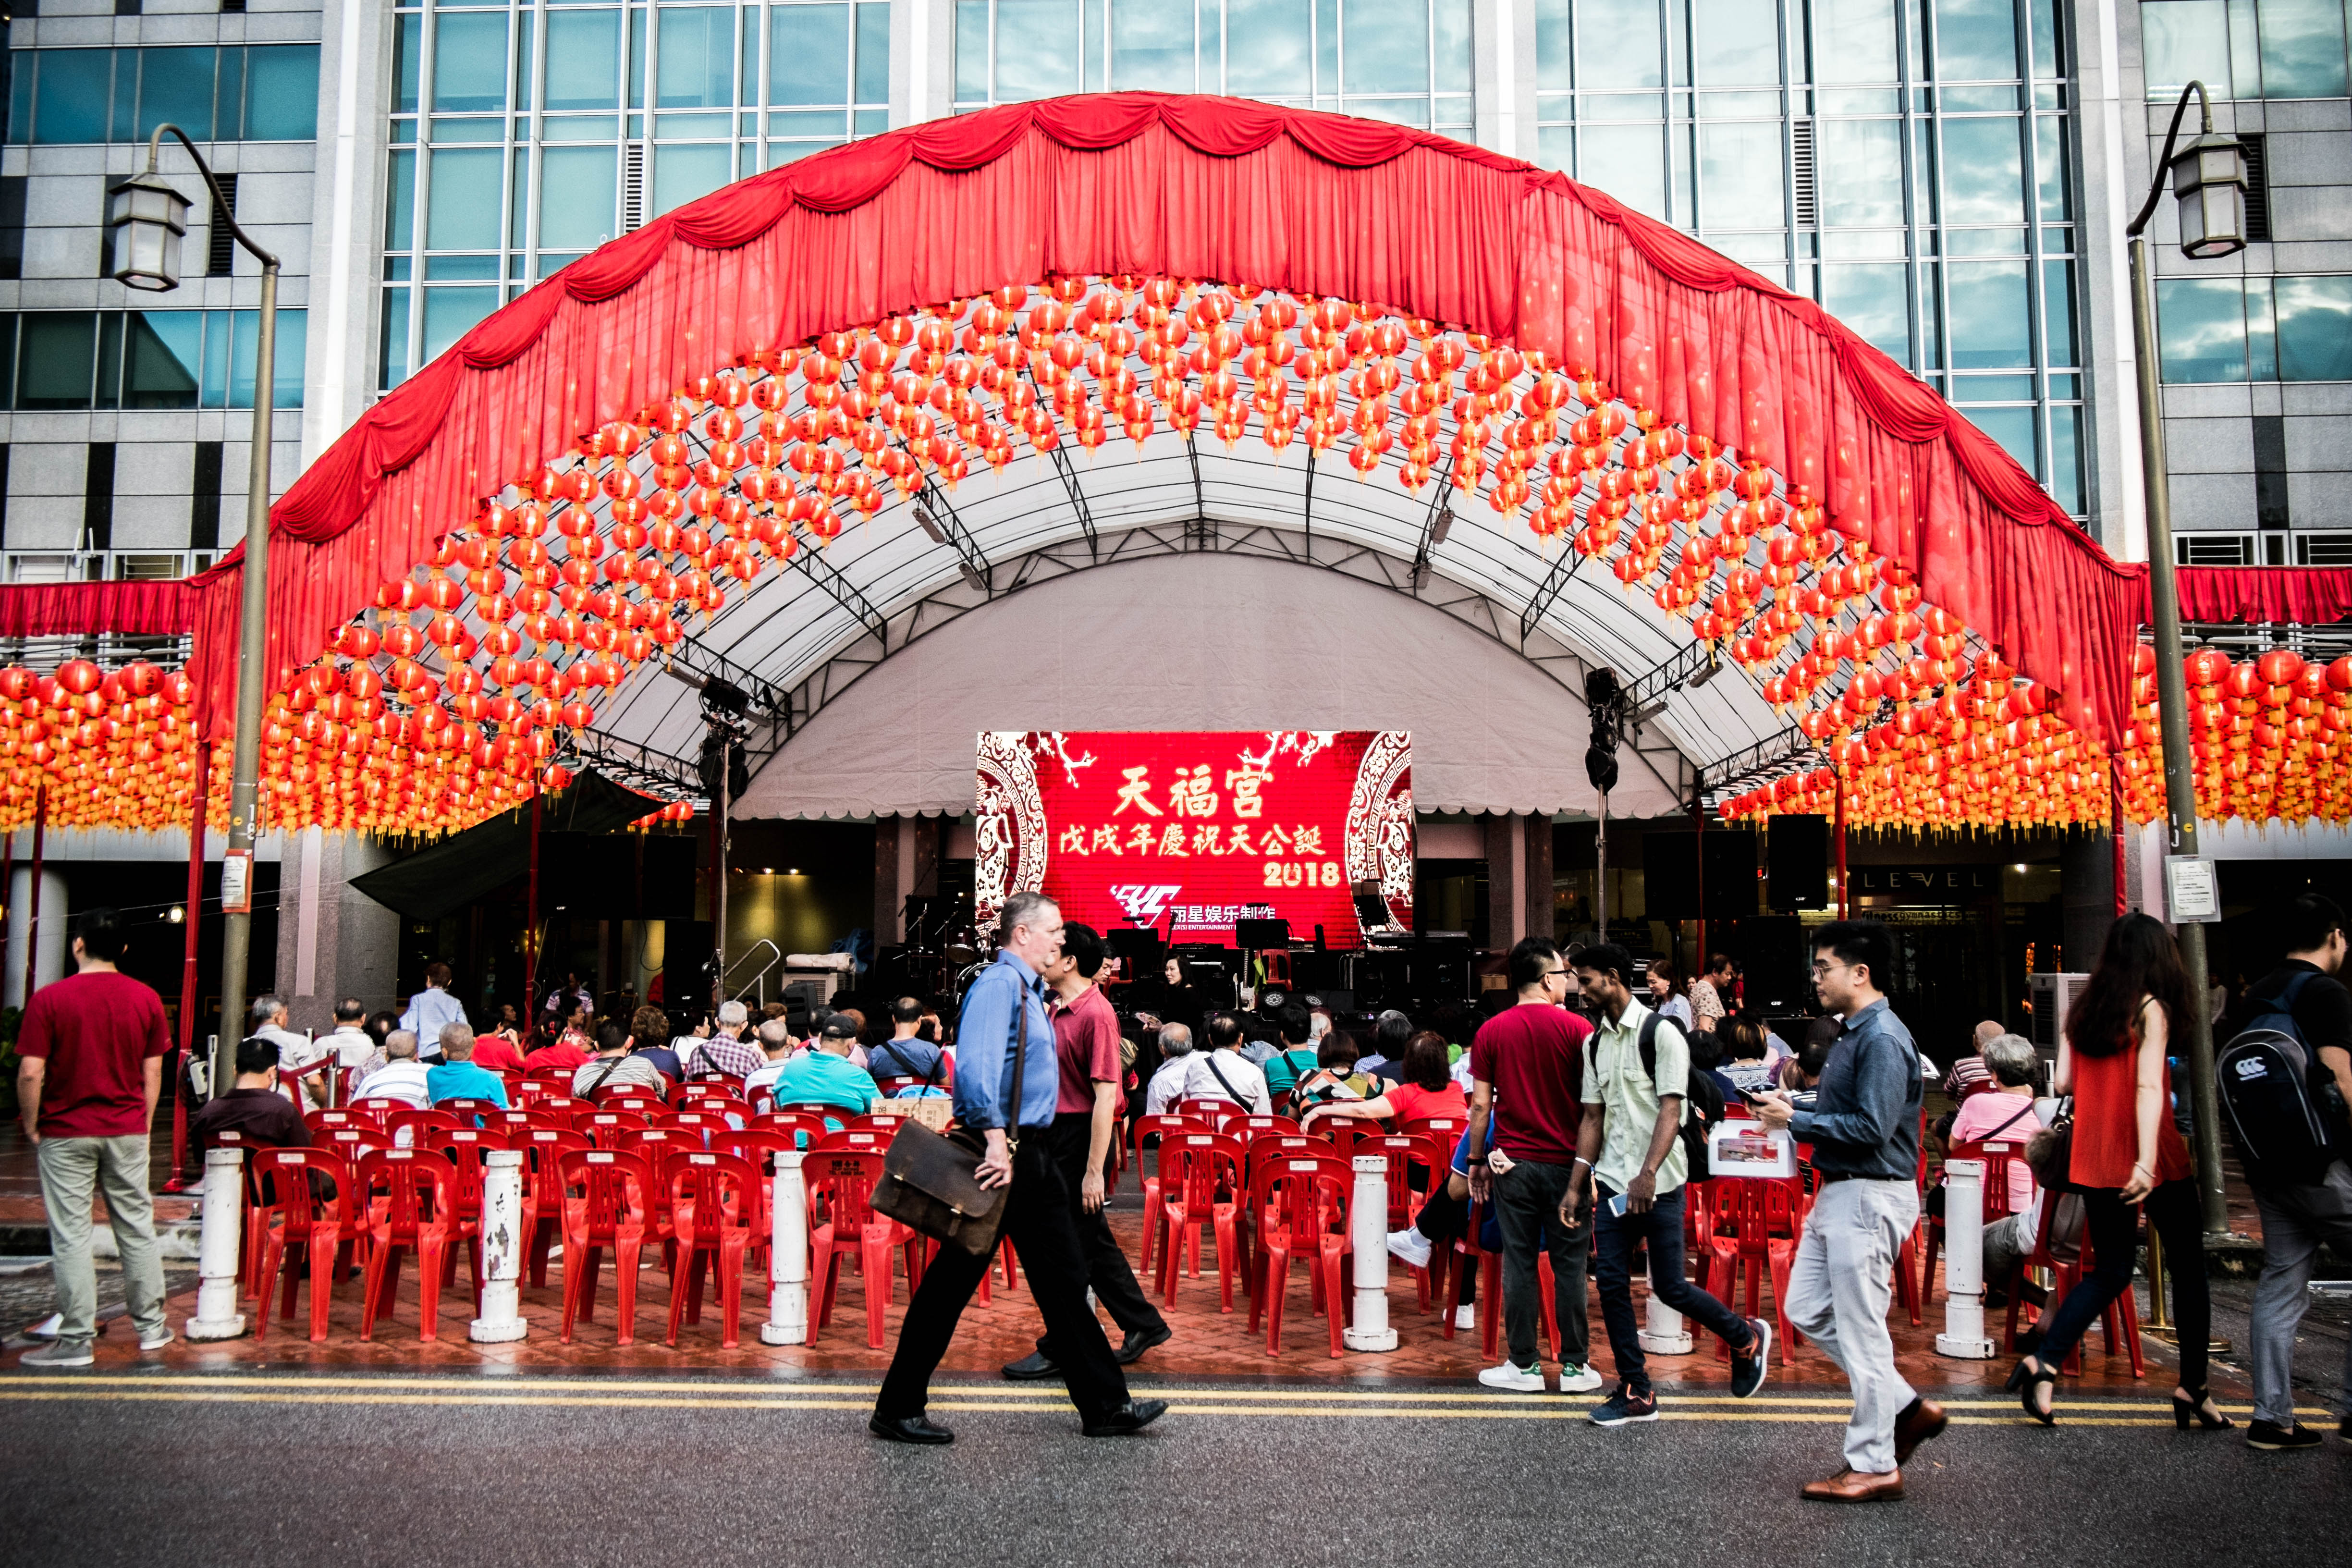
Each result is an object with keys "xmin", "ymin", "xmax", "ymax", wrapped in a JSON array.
[
  {"xmin": 2165, "ymin": 854, "xmax": 2220, "ymax": 924},
  {"xmin": 220, "ymin": 849, "xmax": 255, "ymax": 914}
]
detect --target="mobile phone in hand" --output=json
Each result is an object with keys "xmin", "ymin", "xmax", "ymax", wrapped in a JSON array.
[{"xmin": 1606, "ymin": 1192, "xmax": 1630, "ymax": 1218}]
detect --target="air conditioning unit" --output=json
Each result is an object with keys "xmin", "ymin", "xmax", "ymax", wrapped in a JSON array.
[{"xmin": 2027, "ymin": 972, "xmax": 2092, "ymax": 1062}]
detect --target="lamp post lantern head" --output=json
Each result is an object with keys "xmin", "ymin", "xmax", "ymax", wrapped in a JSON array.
[
  {"xmin": 105, "ymin": 171, "xmax": 190, "ymax": 291},
  {"xmin": 2168, "ymin": 131, "xmax": 2248, "ymax": 259}
]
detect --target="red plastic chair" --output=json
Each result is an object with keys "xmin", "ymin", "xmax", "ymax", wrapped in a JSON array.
[
  {"xmin": 249, "ymin": 1147, "xmax": 356, "ymax": 1342},
  {"xmin": 2016, "ymin": 1187, "xmax": 2145, "ymax": 1377},
  {"xmin": 662, "ymin": 1150, "xmax": 760, "ymax": 1347},
  {"xmin": 1246, "ymin": 1151, "xmax": 1357, "ymax": 1358},
  {"xmin": 556, "ymin": 1147, "xmax": 658, "ymax": 1345},
  {"xmin": 347, "ymin": 1097, "xmax": 408, "ymax": 1128},
  {"xmin": 747, "ymin": 1086, "xmax": 777, "ymax": 1116},
  {"xmin": 303, "ymin": 1109, "xmax": 366, "ymax": 1135},
  {"xmin": 805, "ymin": 1148, "xmax": 922, "ymax": 1349},
  {"xmin": 1127, "ymin": 1113, "xmax": 1208, "ymax": 1277},
  {"xmin": 1175, "ymin": 1096, "xmax": 1251, "ymax": 1127},
  {"xmin": 1224, "ymin": 1114, "xmax": 1303, "ymax": 1142},
  {"xmin": 355, "ymin": 1149, "xmax": 457, "ymax": 1341},
  {"xmin": 1708, "ymin": 1177, "xmax": 1806, "ymax": 1360},
  {"xmin": 1352, "ymin": 1132, "xmax": 1448, "ymax": 1312},
  {"xmin": 849, "ymin": 1112, "xmax": 914, "ymax": 1136},
  {"xmin": 514, "ymin": 1126, "xmax": 591, "ymax": 1287},
  {"xmin": 659, "ymin": 1110, "xmax": 731, "ymax": 1146},
  {"xmin": 435, "ymin": 1097, "xmax": 498, "ymax": 1127},
  {"xmin": 517, "ymin": 1075, "xmax": 575, "ymax": 1106},
  {"xmin": 529, "ymin": 1093, "xmax": 587, "ymax": 1121},
  {"xmin": 1895, "ymin": 1112, "xmax": 1929, "ymax": 1324},
  {"xmin": 750, "ymin": 1110, "xmax": 832, "ymax": 1149},
  {"xmin": 578, "ymin": 1110, "xmax": 649, "ymax": 1149},
  {"xmin": 599, "ymin": 1091, "xmax": 666, "ymax": 1114},
  {"xmin": 1154, "ymin": 1131, "xmax": 1248, "ymax": 1313},
  {"xmin": 812, "ymin": 1127, "xmax": 889, "ymax": 1156},
  {"xmin": 1398, "ymin": 1115, "xmax": 1469, "ymax": 1147},
  {"xmin": 426, "ymin": 1127, "xmax": 509, "ymax": 1302},
  {"xmin": 1921, "ymin": 1136, "xmax": 2030, "ymax": 1312},
  {"xmin": 386, "ymin": 1107, "xmax": 460, "ymax": 1149},
  {"xmin": 1244, "ymin": 1133, "xmax": 1328, "ymax": 1201}
]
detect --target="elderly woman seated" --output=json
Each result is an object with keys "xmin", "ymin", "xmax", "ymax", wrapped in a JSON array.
[
  {"xmin": 1935, "ymin": 1030, "xmax": 2050, "ymax": 1294},
  {"xmin": 1299, "ymin": 1031, "xmax": 1469, "ymax": 1132}
]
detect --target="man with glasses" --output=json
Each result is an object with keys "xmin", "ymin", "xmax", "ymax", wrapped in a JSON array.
[
  {"xmin": 1753, "ymin": 920, "xmax": 1942, "ymax": 1502},
  {"xmin": 1462, "ymin": 936, "xmax": 1600, "ymax": 1394}
]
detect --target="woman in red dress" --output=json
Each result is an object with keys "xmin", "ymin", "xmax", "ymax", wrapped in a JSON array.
[{"xmin": 2009, "ymin": 913, "xmax": 2226, "ymax": 1430}]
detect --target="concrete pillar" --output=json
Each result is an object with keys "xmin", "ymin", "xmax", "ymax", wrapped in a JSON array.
[
  {"xmin": 1525, "ymin": 814, "xmax": 1554, "ymax": 946},
  {"xmin": 302, "ymin": 0, "xmax": 395, "ymax": 468},
  {"xmin": 911, "ymin": 814, "xmax": 941, "ymax": 898},
  {"xmin": 273, "ymin": 832, "xmax": 401, "ymax": 1037},
  {"xmin": 893, "ymin": 0, "xmax": 956, "ymax": 127},
  {"xmin": 875, "ymin": 815, "xmax": 904, "ymax": 943},
  {"xmin": 2060, "ymin": 826, "xmax": 2119, "ymax": 976},
  {"xmin": 1473, "ymin": 0, "xmax": 1540, "ymax": 159},
  {"xmin": 4, "ymin": 865, "xmax": 67, "ymax": 1009}
]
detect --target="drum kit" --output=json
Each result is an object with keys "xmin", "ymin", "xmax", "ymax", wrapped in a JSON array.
[{"xmin": 901, "ymin": 894, "xmax": 986, "ymax": 1003}]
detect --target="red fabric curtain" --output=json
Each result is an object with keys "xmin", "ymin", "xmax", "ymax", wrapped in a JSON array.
[
  {"xmin": 0, "ymin": 580, "xmax": 196, "ymax": 638},
  {"xmin": 208, "ymin": 94, "xmax": 2145, "ymax": 746},
  {"xmin": 2175, "ymin": 566, "xmax": 2352, "ymax": 625}
]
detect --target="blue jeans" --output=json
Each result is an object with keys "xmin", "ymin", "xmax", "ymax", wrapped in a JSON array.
[{"xmin": 1593, "ymin": 1183, "xmax": 1754, "ymax": 1393}]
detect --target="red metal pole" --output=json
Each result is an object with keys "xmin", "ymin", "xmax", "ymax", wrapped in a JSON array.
[
  {"xmin": 1834, "ymin": 767, "xmax": 1849, "ymax": 921},
  {"xmin": 22, "ymin": 781, "xmax": 44, "ymax": 1004}
]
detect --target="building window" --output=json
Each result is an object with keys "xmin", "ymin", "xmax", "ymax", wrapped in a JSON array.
[
  {"xmin": 949, "ymin": 0, "xmax": 1473, "ymax": 131},
  {"xmin": 2157, "ymin": 275, "xmax": 2352, "ymax": 382},
  {"xmin": 2143, "ymin": 0, "xmax": 2351, "ymax": 100},
  {"xmin": 4, "ymin": 46, "xmax": 322, "ymax": 144},
  {"xmin": 0, "ymin": 310, "xmax": 306, "ymax": 411},
  {"xmin": 380, "ymin": 0, "xmax": 891, "ymax": 391}
]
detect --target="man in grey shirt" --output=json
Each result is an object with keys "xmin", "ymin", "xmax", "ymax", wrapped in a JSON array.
[{"xmin": 1754, "ymin": 921, "xmax": 1942, "ymax": 1504}]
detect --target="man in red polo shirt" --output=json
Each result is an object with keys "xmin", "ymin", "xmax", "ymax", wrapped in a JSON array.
[
  {"xmin": 1001, "ymin": 922, "xmax": 1171, "ymax": 1381},
  {"xmin": 15, "ymin": 907, "xmax": 172, "ymax": 1366}
]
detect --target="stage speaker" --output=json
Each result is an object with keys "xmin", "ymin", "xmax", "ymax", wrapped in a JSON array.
[
  {"xmin": 1765, "ymin": 815, "xmax": 1829, "ymax": 912},
  {"xmin": 1642, "ymin": 831, "xmax": 1758, "ymax": 918},
  {"xmin": 661, "ymin": 920, "xmax": 714, "ymax": 1017}
]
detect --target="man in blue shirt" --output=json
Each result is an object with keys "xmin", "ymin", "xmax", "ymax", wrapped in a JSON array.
[
  {"xmin": 871, "ymin": 891, "xmax": 1166, "ymax": 1446},
  {"xmin": 1754, "ymin": 920, "xmax": 1942, "ymax": 1503},
  {"xmin": 400, "ymin": 963, "xmax": 468, "ymax": 1060},
  {"xmin": 424, "ymin": 1025, "xmax": 510, "ymax": 1111}
]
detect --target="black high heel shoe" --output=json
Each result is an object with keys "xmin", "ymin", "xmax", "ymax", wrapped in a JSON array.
[
  {"xmin": 2008, "ymin": 1357, "xmax": 2058, "ymax": 1426},
  {"xmin": 2173, "ymin": 1388, "xmax": 2233, "ymax": 1431}
]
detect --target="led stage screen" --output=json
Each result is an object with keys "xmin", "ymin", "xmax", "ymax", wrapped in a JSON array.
[{"xmin": 973, "ymin": 731, "xmax": 1413, "ymax": 948}]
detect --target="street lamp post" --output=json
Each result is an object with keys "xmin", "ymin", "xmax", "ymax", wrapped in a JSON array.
[
  {"xmin": 109, "ymin": 126, "xmax": 281, "ymax": 1097},
  {"xmin": 2126, "ymin": 81, "xmax": 2248, "ymax": 1242}
]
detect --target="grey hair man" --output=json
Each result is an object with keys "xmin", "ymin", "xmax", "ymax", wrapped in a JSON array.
[
  {"xmin": 697, "ymin": 998, "xmax": 764, "ymax": 1079},
  {"xmin": 744, "ymin": 1018, "xmax": 797, "ymax": 1097},
  {"xmin": 1144, "ymin": 1022, "xmax": 1194, "ymax": 1115},
  {"xmin": 354, "ymin": 1029, "xmax": 431, "ymax": 1109},
  {"xmin": 251, "ymin": 993, "xmax": 332, "ymax": 1106}
]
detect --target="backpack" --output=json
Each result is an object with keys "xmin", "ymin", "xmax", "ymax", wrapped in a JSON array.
[
  {"xmin": 2216, "ymin": 971, "xmax": 2352, "ymax": 1188},
  {"xmin": 1593, "ymin": 1013, "xmax": 1722, "ymax": 1183}
]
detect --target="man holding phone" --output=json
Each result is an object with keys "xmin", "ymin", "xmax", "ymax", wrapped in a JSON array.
[
  {"xmin": 1563, "ymin": 944, "xmax": 1771, "ymax": 1425},
  {"xmin": 1752, "ymin": 921, "xmax": 1944, "ymax": 1501}
]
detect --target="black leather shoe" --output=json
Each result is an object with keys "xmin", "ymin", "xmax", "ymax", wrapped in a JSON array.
[
  {"xmin": 1081, "ymin": 1398, "xmax": 1170, "ymax": 1437},
  {"xmin": 1001, "ymin": 1351, "xmax": 1062, "ymax": 1381},
  {"xmin": 1116, "ymin": 1324, "xmax": 1172, "ymax": 1365},
  {"xmin": 869, "ymin": 1413, "xmax": 955, "ymax": 1445}
]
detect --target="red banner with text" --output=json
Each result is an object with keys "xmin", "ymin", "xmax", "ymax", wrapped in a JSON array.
[{"xmin": 974, "ymin": 731, "xmax": 1414, "ymax": 948}]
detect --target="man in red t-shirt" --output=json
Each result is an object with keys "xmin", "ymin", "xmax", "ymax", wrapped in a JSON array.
[
  {"xmin": 1002, "ymin": 922, "xmax": 1170, "ymax": 1381},
  {"xmin": 14, "ymin": 907, "xmax": 172, "ymax": 1366},
  {"xmin": 1462, "ymin": 935, "xmax": 1597, "ymax": 1393}
]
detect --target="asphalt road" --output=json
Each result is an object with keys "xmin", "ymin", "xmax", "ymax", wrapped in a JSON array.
[{"xmin": 0, "ymin": 1370, "xmax": 2344, "ymax": 1568}]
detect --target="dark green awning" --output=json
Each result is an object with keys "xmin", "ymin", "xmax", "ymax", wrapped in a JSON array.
[{"xmin": 349, "ymin": 771, "xmax": 665, "ymax": 920}]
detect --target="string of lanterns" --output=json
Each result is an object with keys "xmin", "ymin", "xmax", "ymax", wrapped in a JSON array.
[{"xmin": 0, "ymin": 274, "xmax": 2342, "ymax": 837}]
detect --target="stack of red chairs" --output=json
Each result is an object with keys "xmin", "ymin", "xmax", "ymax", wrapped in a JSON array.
[
  {"xmin": 556, "ymin": 1147, "xmax": 658, "ymax": 1345},
  {"xmin": 1708, "ymin": 1177, "xmax": 1807, "ymax": 1361},
  {"xmin": 1152, "ymin": 1131, "xmax": 1248, "ymax": 1312},
  {"xmin": 355, "ymin": 1148, "xmax": 458, "ymax": 1341},
  {"xmin": 248, "ymin": 1146, "xmax": 357, "ymax": 1341},
  {"xmin": 663, "ymin": 1150, "xmax": 761, "ymax": 1347},
  {"xmin": 515, "ymin": 1125, "xmax": 590, "ymax": 1287},
  {"xmin": 1247, "ymin": 1150, "xmax": 1357, "ymax": 1358},
  {"xmin": 805, "ymin": 1148, "xmax": 922, "ymax": 1348},
  {"xmin": 427, "ymin": 1127, "xmax": 508, "ymax": 1304}
]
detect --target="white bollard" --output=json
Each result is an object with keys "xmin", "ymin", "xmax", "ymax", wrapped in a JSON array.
[
  {"xmin": 185, "ymin": 1147, "xmax": 247, "ymax": 1341},
  {"xmin": 469, "ymin": 1149, "xmax": 528, "ymax": 1343},
  {"xmin": 1342, "ymin": 1154, "xmax": 1397, "ymax": 1352},
  {"xmin": 1935, "ymin": 1157, "xmax": 1995, "ymax": 1359},
  {"xmin": 760, "ymin": 1151, "xmax": 811, "ymax": 1346},
  {"xmin": 1639, "ymin": 1265, "xmax": 1695, "ymax": 1355}
]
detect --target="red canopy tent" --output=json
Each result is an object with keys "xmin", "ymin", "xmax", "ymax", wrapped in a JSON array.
[{"xmin": 0, "ymin": 94, "xmax": 2343, "ymax": 836}]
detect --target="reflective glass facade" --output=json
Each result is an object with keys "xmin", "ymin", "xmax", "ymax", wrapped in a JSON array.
[
  {"xmin": 1531, "ymin": 0, "xmax": 2085, "ymax": 515},
  {"xmin": 381, "ymin": 0, "xmax": 890, "ymax": 387}
]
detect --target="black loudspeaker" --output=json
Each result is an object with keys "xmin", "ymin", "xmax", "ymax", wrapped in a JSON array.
[
  {"xmin": 1765, "ymin": 815, "xmax": 1829, "ymax": 912},
  {"xmin": 662, "ymin": 920, "xmax": 715, "ymax": 1017},
  {"xmin": 1235, "ymin": 918, "xmax": 1290, "ymax": 950},
  {"xmin": 1642, "ymin": 831, "xmax": 1759, "ymax": 919}
]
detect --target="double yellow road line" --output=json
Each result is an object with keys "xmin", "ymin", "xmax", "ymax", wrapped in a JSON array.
[{"xmin": 0, "ymin": 1372, "xmax": 2325, "ymax": 1427}]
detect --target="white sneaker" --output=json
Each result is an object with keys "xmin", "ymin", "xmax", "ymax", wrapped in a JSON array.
[
  {"xmin": 1557, "ymin": 1362, "xmax": 1605, "ymax": 1394},
  {"xmin": 1386, "ymin": 1228, "xmax": 1433, "ymax": 1270},
  {"xmin": 138, "ymin": 1326, "xmax": 176, "ymax": 1352},
  {"xmin": 18, "ymin": 1339, "xmax": 94, "ymax": 1368},
  {"xmin": 1453, "ymin": 1304, "xmax": 1476, "ymax": 1330},
  {"xmin": 1478, "ymin": 1360, "xmax": 1545, "ymax": 1392}
]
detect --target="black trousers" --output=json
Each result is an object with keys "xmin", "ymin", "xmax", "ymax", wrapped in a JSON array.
[
  {"xmin": 875, "ymin": 1135, "xmax": 1130, "ymax": 1421},
  {"xmin": 1412, "ymin": 1182, "xmax": 1479, "ymax": 1305},
  {"xmin": 1037, "ymin": 1111, "xmax": 1166, "ymax": 1358},
  {"xmin": 2039, "ymin": 1178, "xmax": 2209, "ymax": 1392}
]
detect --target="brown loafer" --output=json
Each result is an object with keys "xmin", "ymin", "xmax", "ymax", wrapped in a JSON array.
[
  {"xmin": 1893, "ymin": 1396, "xmax": 1948, "ymax": 1464},
  {"xmin": 1801, "ymin": 1467, "xmax": 1904, "ymax": 1503}
]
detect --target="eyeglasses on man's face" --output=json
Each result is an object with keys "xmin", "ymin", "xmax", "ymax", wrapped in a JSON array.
[{"xmin": 1811, "ymin": 958, "xmax": 1853, "ymax": 976}]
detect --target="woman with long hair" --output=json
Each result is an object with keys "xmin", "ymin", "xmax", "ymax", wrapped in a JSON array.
[{"xmin": 2008, "ymin": 912, "xmax": 2226, "ymax": 1430}]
